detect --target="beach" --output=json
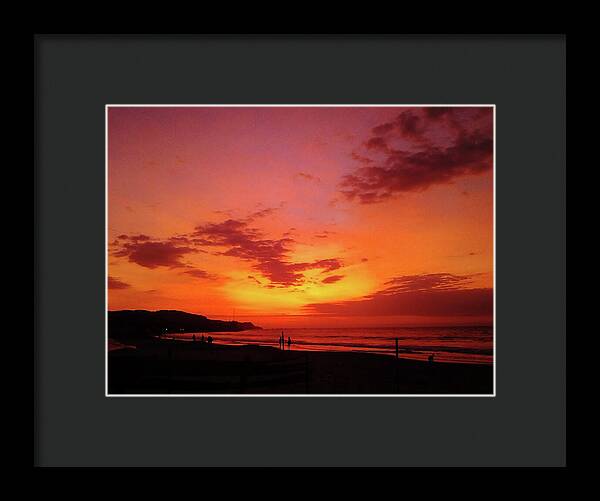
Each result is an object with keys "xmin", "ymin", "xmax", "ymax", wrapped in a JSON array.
[
  {"xmin": 108, "ymin": 338, "xmax": 493, "ymax": 395},
  {"xmin": 163, "ymin": 325, "xmax": 493, "ymax": 365}
]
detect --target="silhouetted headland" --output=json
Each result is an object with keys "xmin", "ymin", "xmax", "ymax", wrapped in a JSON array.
[{"xmin": 108, "ymin": 309, "xmax": 261, "ymax": 341}]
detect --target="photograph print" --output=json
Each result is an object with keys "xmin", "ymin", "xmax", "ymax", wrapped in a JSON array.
[{"xmin": 107, "ymin": 105, "xmax": 494, "ymax": 396}]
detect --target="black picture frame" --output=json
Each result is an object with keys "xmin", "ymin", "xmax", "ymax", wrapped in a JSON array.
[{"xmin": 34, "ymin": 34, "xmax": 566, "ymax": 467}]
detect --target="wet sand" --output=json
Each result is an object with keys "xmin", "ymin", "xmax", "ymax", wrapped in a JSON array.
[{"xmin": 108, "ymin": 339, "xmax": 493, "ymax": 395}]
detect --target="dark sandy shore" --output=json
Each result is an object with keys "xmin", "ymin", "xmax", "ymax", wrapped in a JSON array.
[{"xmin": 108, "ymin": 339, "xmax": 493, "ymax": 395}]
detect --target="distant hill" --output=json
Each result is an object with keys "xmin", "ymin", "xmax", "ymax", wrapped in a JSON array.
[{"xmin": 108, "ymin": 309, "xmax": 261, "ymax": 340}]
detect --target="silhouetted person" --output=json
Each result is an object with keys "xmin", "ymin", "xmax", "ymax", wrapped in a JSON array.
[
  {"xmin": 207, "ymin": 335, "xmax": 213, "ymax": 344},
  {"xmin": 280, "ymin": 332, "xmax": 284, "ymax": 350},
  {"xmin": 287, "ymin": 336, "xmax": 292, "ymax": 351},
  {"xmin": 192, "ymin": 334, "xmax": 196, "ymax": 343},
  {"xmin": 201, "ymin": 334, "xmax": 205, "ymax": 344},
  {"xmin": 428, "ymin": 353, "xmax": 435, "ymax": 363}
]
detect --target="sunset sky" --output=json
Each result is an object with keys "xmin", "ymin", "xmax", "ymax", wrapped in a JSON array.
[{"xmin": 108, "ymin": 106, "xmax": 493, "ymax": 328}]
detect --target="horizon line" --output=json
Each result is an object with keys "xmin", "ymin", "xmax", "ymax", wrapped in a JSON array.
[{"xmin": 107, "ymin": 308, "xmax": 493, "ymax": 329}]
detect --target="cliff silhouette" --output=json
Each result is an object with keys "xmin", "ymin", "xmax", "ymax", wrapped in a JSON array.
[{"xmin": 108, "ymin": 309, "xmax": 261, "ymax": 340}]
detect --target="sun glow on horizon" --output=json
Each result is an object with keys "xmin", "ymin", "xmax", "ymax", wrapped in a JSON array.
[{"xmin": 108, "ymin": 106, "xmax": 493, "ymax": 328}]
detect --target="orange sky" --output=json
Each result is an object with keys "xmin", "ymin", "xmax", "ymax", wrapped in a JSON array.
[{"xmin": 108, "ymin": 106, "xmax": 493, "ymax": 328}]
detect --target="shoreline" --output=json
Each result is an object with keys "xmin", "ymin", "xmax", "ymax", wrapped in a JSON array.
[
  {"xmin": 153, "ymin": 328, "xmax": 493, "ymax": 366},
  {"xmin": 143, "ymin": 337, "xmax": 491, "ymax": 365}
]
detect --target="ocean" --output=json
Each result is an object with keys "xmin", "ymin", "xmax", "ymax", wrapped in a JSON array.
[{"xmin": 166, "ymin": 326, "xmax": 493, "ymax": 365}]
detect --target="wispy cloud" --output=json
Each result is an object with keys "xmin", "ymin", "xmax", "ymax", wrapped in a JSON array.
[
  {"xmin": 183, "ymin": 269, "xmax": 217, "ymax": 280},
  {"xmin": 305, "ymin": 273, "xmax": 492, "ymax": 317},
  {"xmin": 108, "ymin": 276, "xmax": 131, "ymax": 289},
  {"xmin": 296, "ymin": 172, "xmax": 321, "ymax": 183}
]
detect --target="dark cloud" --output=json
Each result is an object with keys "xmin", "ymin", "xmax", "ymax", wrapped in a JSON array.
[
  {"xmin": 112, "ymin": 240, "xmax": 197, "ymax": 269},
  {"xmin": 322, "ymin": 275, "xmax": 344, "ymax": 284},
  {"xmin": 183, "ymin": 269, "xmax": 217, "ymax": 280},
  {"xmin": 311, "ymin": 259, "xmax": 343, "ymax": 273},
  {"xmin": 351, "ymin": 152, "xmax": 374, "ymax": 165},
  {"xmin": 194, "ymin": 219, "xmax": 291, "ymax": 258},
  {"xmin": 364, "ymin": 136, "xmax": 389, "ymax": 152},
  {"xmin": 192, "ymin": 219, "xmax": 343, "ymax": 287},
  {"xmin": 448, "ymin": 251, "xmax": 480, "ymax": 258},
  {"xmin": 297, "ymin": 172, "xmax": 321, "ymax": 182},
  {"xmin": 305, "ymin": 273, "xmax": 492, "ymax": 317},
  {"xmin": 314, "ymin": 230, "xmax": 336, "ymax": 239},
  {"xmin": 253, "ymin": 256, "xmax": 343, "ymax": 287},
  {"xmin": 211, "ymin": 205, "xmax": 283, "ymax": 224},
  {"xmin": 252, "ymin": 260, "xmax": 304, "ymax": 286},
  {"xmin": 341, "ymin": 107, "xmax": 493, "ymax": 204},
  {"xmin": 117, "ymin": 234, "xmax": 151, "ymax": 241},
  {"xmin": 213, "ymin": 209, "xmax": 233, "ymax": 217},
  {"xmin": 113, "ymin": 212, "xmax": 344, "ymax": 287},
  {"xmin": 381, "ymin": 273, "xmax": 474, "ymax": 293},
  {"xmin": 108, "ymin": 276, "xmax": 131, "ymax": 290},
  {"xmin": 424, "ymin": 107, "xmax": 454, "ymax": 119},
  {"xmin": 371, "ymin": 121, "xmax": 396, "ymax": 136},
  {"xmin": 247, "ymin": 207, "xmax": 278, "ymax": 221}
]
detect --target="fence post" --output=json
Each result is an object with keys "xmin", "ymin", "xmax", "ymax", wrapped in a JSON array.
[
  {"xmin": 168, "ymin": 346, "xmax": 173, "ymax": 394},
  {"xmin": 305, "ymin": 353, "xmax": 310, "ymax": 394},
  {"xmin": 240, "ymin": 356, "xmax": 249, "ymax": 393},
  {"xmin": 395, "ymin": 338, "xmax": 399, "ymax": 393}
]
